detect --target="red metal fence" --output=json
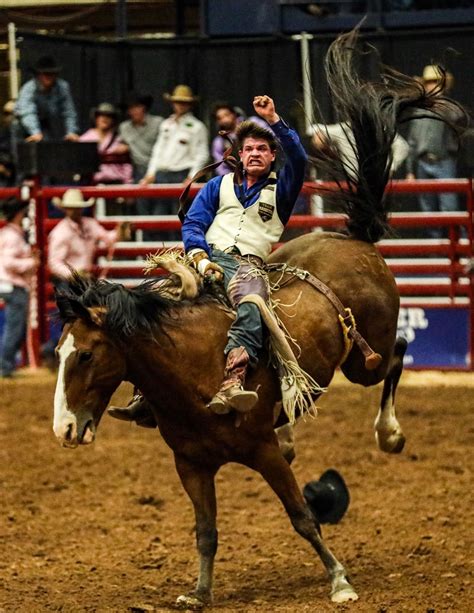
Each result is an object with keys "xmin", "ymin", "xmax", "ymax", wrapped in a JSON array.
[{"xmin": 1, "ymin": 178, "xmax": 473, "ymax": 369}]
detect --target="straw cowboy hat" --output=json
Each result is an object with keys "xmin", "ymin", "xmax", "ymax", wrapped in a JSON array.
[
  {"xmin": 163, "ymin": 84, "xmax": 198, "ymax": 103},
  {"xmin": 93, "ymin": 102, "xmax": 119, "ymax": 118},
  {"xmin": 422, "ymin": 64, "xmax": 444, "ymax": 83},
  {"xmin": 52, "ymin": 188, "xmax": 95, "ymax": 209},
  {"xmin": 303, "ymin": 469, "xmax": 350, "ymax": 525},
  {"xmin": 420, "ymin": 64, "xmax": 454, "ymax": 92}
]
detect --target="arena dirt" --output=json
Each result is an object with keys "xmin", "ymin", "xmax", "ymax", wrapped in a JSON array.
[{"xmin": 0, "ymin": 369, "xmax": 472, "ymax": 612}]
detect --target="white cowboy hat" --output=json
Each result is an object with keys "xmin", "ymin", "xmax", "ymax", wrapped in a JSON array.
[
  {"xmin": 163, "ymin": 84, "xmax": 198, "ymax": 103},
  {"xmin": 52, "ymin": 188, "xmax": 95, "ymax": 209}
]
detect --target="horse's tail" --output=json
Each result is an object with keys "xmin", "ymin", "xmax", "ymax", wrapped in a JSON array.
[{"xmin": 310, "ymin": 29, "xmax": 466, "ymax": 243}]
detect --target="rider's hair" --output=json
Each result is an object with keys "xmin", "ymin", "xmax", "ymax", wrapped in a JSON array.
[{"xmin": 236, "ymin": 120, "xmax": 277, "ymax": 151}]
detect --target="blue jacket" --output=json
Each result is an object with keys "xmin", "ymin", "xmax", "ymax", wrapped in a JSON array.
[
  {"xmin": 15, "ymin": 77, "xmax": 79, "ymax": 138},
  {"xmin": 182, "ymin": 119, "xmax": 307, "ymax": 255}
]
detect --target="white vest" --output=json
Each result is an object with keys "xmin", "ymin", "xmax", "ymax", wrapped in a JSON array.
[{"xmin": 205, "ymin": 173, "xmax": 284, "ymax": 260}]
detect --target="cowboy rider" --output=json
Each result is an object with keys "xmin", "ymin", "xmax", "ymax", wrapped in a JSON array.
[{"xmin": 109, "ymin": 94, "xmax": 307, "ymax": 424}]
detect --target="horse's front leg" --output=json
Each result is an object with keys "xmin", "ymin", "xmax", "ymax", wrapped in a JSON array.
[
  {"xmin": 374, "ymin": 337, "xmax": 407, "ymax": 453},
  {"xmin": 174, "ymin": 453, "xmax": 218, "ymax": 610},
  {"xmin": 252, "ymin": 442, "xmax": 358, "ymax": 603}
]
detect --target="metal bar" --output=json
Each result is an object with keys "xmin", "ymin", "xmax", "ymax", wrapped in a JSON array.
[{"xmin": 7, "ymin": 23, "xmax": 19, "ymax": 100}]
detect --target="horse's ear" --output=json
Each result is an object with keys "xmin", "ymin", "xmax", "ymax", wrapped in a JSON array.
[
  {"xmin": 88, "ymin": 306, "xmax": 107, "ymax": 327},
  {"xmin": 56, "ymin": 294, "xmax": 81, "ymax": 322},
  {"xmin": 56, "ymin": 294, "xmax": 92, "ymax": 323}
]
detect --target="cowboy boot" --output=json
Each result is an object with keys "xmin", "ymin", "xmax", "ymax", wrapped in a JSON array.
[
  {"xmin": 208, "ymin": 347, "xmax": 259, "ymax": 415},
  {"xmin": 108, "ymin": 393, "xmax": 157, "ymax": 428}
]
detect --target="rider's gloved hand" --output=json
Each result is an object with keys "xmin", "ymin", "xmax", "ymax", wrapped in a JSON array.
[{"xmin": 188, "ymin": 249, "xmax": 224, "ymax": 283}]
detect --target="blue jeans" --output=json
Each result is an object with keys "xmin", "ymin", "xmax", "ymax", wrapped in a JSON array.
[
  {"xmin": 0, "ymin": 286, "xmax": 29, "ymax": 376},
  {"xmin": 417, "ymin": 157, "xmax": 459, "ymax": 239},
  {"xmin": 211, "ymin": 250, "xmax": 263, "ymax": 364}
]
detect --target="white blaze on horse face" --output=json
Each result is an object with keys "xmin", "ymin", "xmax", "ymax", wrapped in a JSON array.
[{"xmin": 53, "ymin": 332, "xmax": 78, "ymax": 446}]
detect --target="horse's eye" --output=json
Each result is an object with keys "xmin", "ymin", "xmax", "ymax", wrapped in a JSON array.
[{"xmin": 79, "ymin": 352, "xmax": 93, "ymax": 363}]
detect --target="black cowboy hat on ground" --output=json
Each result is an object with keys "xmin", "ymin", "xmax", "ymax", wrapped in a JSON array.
[
  {"xmin": 124, "ymin": 91, "xmax": 154, "ymax": 110},
  {"xmin": 34, "ymin": 56, "xmax": 62, "ymax": 74},
  {"xmin": 0, "ymin": 197, "xmax": 28, "ymax": 222},
  {"xmin": 303, "ymin": 469, "xmax": 350, "ymax": 524}
]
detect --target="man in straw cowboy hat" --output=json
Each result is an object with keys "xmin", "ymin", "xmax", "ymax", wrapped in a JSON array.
[
  {"xmin": 41, "ymin": 188, "xmax": 130, "ymax": 367},
  {"xmin": 141, "ymin": 84, "xmax": 208, "ymax": 240},
  {"xmin": 15, "ymin": 55, "xmax": 79, "ymax": 143},
  {"xmin": 47, "ymin": 188, "xmax": 129, "ymax": 283},
  {"xmin": 405, "ymin": 64, "xmax": 463, "ymax": 238}
]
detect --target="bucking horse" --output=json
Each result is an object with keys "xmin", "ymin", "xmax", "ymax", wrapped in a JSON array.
[{"xmin": 51, "ymin": 31, "xmax": 462, "ymax": 607}]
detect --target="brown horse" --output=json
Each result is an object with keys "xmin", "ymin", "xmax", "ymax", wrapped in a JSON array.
[{"xmin": 51, "ymin": 32, "xmax": 457, "ymax": 608}]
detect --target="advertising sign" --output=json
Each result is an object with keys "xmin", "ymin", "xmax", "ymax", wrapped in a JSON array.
[{"xmin": 397, "ymin": 307, "xmax": 470, "ymax": 368}]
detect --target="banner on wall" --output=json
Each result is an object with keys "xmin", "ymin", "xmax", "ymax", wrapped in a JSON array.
[{"xmin": 397, "ymin": 307, "xmax": 470, "ymax": 368}]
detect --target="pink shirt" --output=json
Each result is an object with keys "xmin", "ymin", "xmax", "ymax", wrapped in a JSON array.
[
  {"xmin": 79, "ymin": 128, "xmax": 133, "ymax": 184},
  {"xmin": 48, "ymin": 217, "xmax": 117, "ymax": 279},
  {"xmin": 0, "ymin": 223, "xmax": 36, "ymax": 289}
]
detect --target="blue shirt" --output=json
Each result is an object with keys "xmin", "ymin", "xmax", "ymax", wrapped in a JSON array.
[
  {"xmin": 15, "ymin": 77, "xmax": 79, "ymax": 138},
  {"xmin": 183, "ymin": 119, "xmax": 307, "ymax": 255}
]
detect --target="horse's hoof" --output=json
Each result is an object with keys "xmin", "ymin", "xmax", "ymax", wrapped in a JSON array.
[
  {"xmin": 175, "ymin": 593, "xmax": 208, "ymax": 610},
  {"xmin": 331, "ymin": 587, "xmax": 359, "ymax": 603},
  {"xmin": 376, "ymin": 431, "xmax": 406, "ymax": 454}
]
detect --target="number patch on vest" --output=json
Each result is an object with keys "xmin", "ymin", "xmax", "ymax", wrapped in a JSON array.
[{"xmin": 258, "ymin": 201, "xmax": 274, "ymax": 222}]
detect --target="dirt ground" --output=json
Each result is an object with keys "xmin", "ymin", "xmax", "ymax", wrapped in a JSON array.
[{"xmin": 0, "ymin": 369, "xmax": 472, "ymax": 612}]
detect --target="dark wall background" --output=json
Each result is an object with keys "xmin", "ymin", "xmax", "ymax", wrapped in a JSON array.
[{"xmin": 18, "ymin": 28, "xmax": 473, "ymax": 136}]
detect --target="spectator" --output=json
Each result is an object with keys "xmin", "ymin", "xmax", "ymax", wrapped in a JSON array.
[
  {"xmin": 0, "ymin": 101, "xmax": 15, "ymax": 187},
  {"xmin": 79, "ymin": 103, "xmax": 132, "ymax": 186},
  {"xmin": 41, "ymin": 188, "xmax": 130, "ymax": 366},
  {"xmin": 0, "ymin": 198, "xmax": 39, "ymax": 378},
  {"xmin": 211, "ymin": 102, "xmax": 271, "ymax": 176},
  {"xmin": 47, "ymin": 188, "xmax": 128, "ymax": 283},
  {"xmin": 14, "ymin": 56, "xmax": 79, "ymax": 143},
  {"xmin": 119, "ymin": 92, "xmax": 162, "ymax": 186},
  {"xmin": 80, "ymin": 103, "xmax": 133, "ymax": 215},
  {"xmin": 141, "ymin": 84, "xmax": 209, "ymax": 240},
  {"xmin": 308, "ymin": 121, "xmax": 409, "ymax": 179},
  {"xmin": 119, "ymin": 92, "xmax": 163, "ymax": 230},
  {"xmin": 405, "ymin": 65, "xmax": 463, "ymax": 238}
]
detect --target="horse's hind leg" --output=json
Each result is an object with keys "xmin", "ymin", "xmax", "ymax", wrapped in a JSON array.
[
  {"xmin": 252, "ymin": 442, "xmax": 358, "ymax": 603},
  {"xmin": 374, "ymin": 337, "xmax": 407, "ymax": 453},
  {"xmin": 174, "ymin": 454, "xmax": 218, "ymax": 609}
]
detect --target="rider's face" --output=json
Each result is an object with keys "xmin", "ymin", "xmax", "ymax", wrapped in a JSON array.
[{"xmin": 239, "ymin": 137, "xmax": 275, "ymax": 178}]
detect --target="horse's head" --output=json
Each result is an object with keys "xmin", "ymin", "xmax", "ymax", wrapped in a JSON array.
[{"xmin": 53, "ymin": 297, "xmax": 126, "ymax": 448}]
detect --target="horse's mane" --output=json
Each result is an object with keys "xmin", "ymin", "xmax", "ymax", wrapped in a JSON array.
[
  {"xmin": 310, "ymin": 29, "xmax": 467, "ymax": 243},
  {"xmin": 56, "ymin": 272, "xmax": 226, "ymax": 339}
]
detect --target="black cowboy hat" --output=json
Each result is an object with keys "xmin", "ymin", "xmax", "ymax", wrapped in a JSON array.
[
  {"xmin": 0, "ymin": 197, "xmax": 28, "ymax": 222},
  {"xmin": 34, "ymin": 56, "xmax": 62, "ymax": 74},
  {"xmin": 124, "ymin": 91, "xmax": 154, "ymax": 110},
  {"xmin": 303, "ymin": 469, "xmax": 350, "ymax": 525}
]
